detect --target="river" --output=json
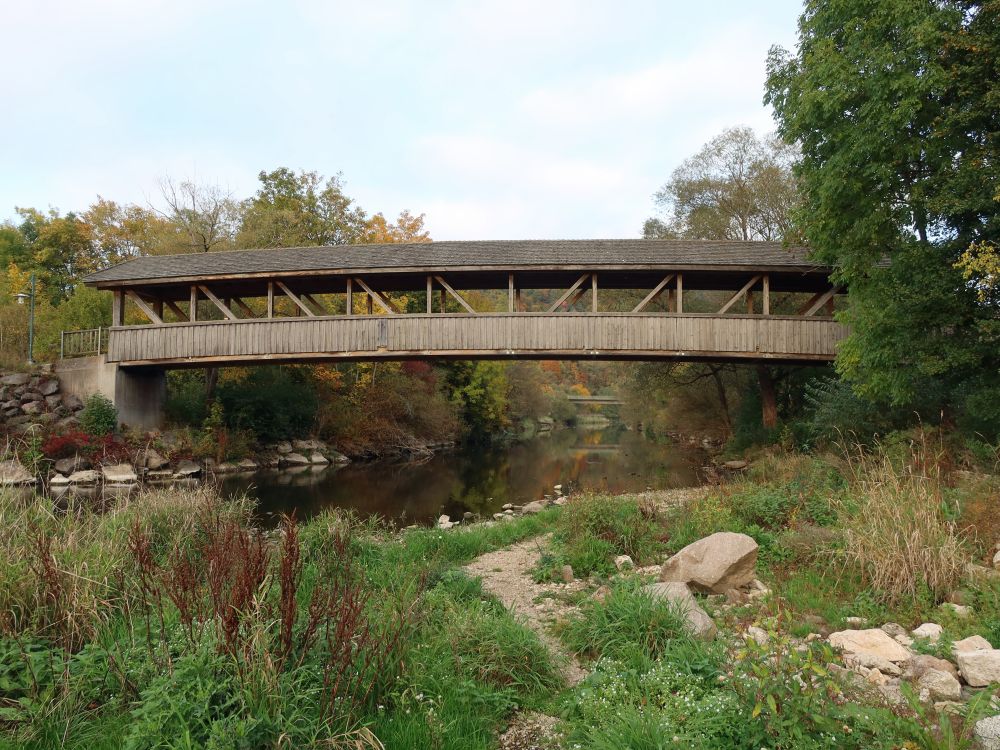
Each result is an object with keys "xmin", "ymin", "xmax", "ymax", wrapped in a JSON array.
[{"xmin": 218, "ymin": 425, "xmax": 706, "ymax": 525}]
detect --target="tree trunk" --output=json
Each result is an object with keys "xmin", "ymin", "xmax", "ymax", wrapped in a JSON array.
[
  {"xmin": 205, "ymin": 367, "xmax": 219, "ymax": 401},
  {"xmin": 709, "ymin": 366, "xmax": 733, "ymax": 432},
  {"xmin": 756, "ymin": 365, "xmax": 778, "ymax": 429}
]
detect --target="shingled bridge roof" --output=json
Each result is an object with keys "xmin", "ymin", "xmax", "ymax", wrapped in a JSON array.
[{"xmin": 84, "ymin": 239, "xmax": 823, "ymax": 286}]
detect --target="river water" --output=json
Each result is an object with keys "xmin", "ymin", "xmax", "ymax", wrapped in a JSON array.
[{"xmin": 218, "ymin": 425, "xmax": 705, "ymax": 525}]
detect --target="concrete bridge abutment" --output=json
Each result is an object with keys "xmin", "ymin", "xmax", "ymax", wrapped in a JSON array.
[{"xmin": 54, "ymin": 355, "xmax": 165, "ymax": 431}]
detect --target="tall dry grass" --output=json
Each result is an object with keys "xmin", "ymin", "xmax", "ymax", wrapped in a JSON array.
[
  {"xmin": 834, "ymin": 441, "xmax": 969, "ymax": 605},
  {"xmin": 0, "ymin": 483, "xmax": 248, "ymax": 649}
]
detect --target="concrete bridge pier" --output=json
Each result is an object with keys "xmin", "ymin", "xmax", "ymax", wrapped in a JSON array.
[{"xmin": 54, "ymin": 355, "xmax": 166, "ymax": 431}]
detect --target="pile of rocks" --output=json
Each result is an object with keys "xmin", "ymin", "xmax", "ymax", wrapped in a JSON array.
[
  {"xmin": 263, "ymin": 439, "xmax": 351, "ymax": 470},
  {"xmin": 1, "ymin": 371, "xmax": 83, "ymax": 435}
]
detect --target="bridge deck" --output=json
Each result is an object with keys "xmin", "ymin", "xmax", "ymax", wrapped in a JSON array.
[{"xmin": 107, "ymin": 313, "xmax": 846, "ymax": 367}]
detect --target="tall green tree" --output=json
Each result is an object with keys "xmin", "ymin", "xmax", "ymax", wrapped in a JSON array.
[
  {"xmin": 643, "ymin": 127, "xmax": 801, "ymax": 428},
  {"xmin": 766, "ymin": 0, "xmax": 999, "ymax": 425},
  {"xmin": 237, "ymin": 168, "xmax": 368, "ymax": 248},
  {"xmin": 644, "ymin": 127, "xmax": 798, "ymax": 242}
]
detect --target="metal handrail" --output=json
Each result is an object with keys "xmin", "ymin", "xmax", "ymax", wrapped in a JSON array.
[{"xmin": 60, "ymin": 327, "xmax": 109, "ymax": 359}]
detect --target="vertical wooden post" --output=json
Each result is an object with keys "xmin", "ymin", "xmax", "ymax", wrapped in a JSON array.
[
  {"xmin": 508, "ymin": 273, "xmax": 514, "ymax": 313},
  {"xmin": 189, "ymin": 285, "xmax": 198, "ymax": 322},
  {"xmin": 152, "ymin": 298, "xmax": 163, "ymax": 323},
  {"xmin": 516, "ymin": 287, "xmax": 523, "ymax": 312},
  {"xmin": 112, "ymin": 290, "xmax": 124, "ymax": 326},
  {"xmin": 427, "ymin": 275, "xmax": 433, "ymax": 314},
  {"xmin": 440, "ymin": 288, "xmax": 446, "ymax": 313},
  {"xmin": 746, "ymin": 290, "xmax": 755, "ymax": 315},
  {"xmin": 267, "ymin": 281, "xmax": 274, "ymax": 318},
  {"xmin": 367, "ymin": 294, "xmax": 373, "ymax": 315},
  {"xmin": 345, "ymin": 277, "xmax": 352, "ymax": 315},
  {"xmin": 591, "ymin": 273, "xmax": 598, "ymax": 312},
  {"xmin": 825, "ymin": 296, "xmax": 835, "ymax": 316},
  {"xmin": 762, "ymin": 274, "xmax": 770, "ymax": 316},
  {"xmin": 676, "ymin": 274, "xmax": 683, "ymax": 313}
]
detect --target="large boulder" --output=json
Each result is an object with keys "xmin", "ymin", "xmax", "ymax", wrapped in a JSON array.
[
  {"xmin": 643, "ymin": 582, "xmax": 717, "ymax": 641},
  {"xmin": 0, "ymin": 373, "xmax": 30, "ymax": 387},
  {"xmin": 54, "ymin": 456, "xmax": 88, "ymax": 475},
  {"xmin": 917, "ymin": 668, "xmax": 962, "ymax": 702},
  {"xmin": 521, "ymin": 500, "xmax": 546, "ymax": 515},
  {"xmin": 0, "ymin": 460, "xmax": 35, "ymax": 485},
  {"xmin": 38, "ymin": 379, "xmax": 59, "ymax": 396},
  {"xmin": 659, "ymin": 532, "xmax": 758, "ymax": 593},
  {"xmin": 956, "ymin": 648, "xmax": 1000, "ymax": 687},
  {"xmin": 953, "ymin": 634, "xmax": 992, "ymax": 653},
  {"xmin": 283, "ymin": 452, "xmax": 311, "ymax": 466},
  {"xmin": 828, "ymin": 629, "xmax": 912, "ymax": 663}
]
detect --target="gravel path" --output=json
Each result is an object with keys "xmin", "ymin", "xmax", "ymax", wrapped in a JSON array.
[{"xmin": 464, "ymin": 534, "xmax": 588, "ymax": 686}]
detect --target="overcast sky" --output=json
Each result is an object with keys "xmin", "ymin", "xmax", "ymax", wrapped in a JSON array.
[{"xmin": 1, "ymin": 0, "xmax": 801, "ymax": 240}]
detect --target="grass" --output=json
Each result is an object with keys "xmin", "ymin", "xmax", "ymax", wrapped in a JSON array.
[
  {"xmin": 2, "ymin": 439, "xmax": 998, "ymax": 749},
  {"xmin": 535, "ymin": 492, "xmax": 669, "ymax": 580}
]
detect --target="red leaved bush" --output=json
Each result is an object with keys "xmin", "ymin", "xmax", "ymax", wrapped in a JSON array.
[{"xmin": 128, "ymin": 506, "xmax": 418, "ymax": 728}]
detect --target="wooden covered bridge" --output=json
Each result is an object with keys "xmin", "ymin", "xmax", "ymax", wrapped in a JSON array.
[{"xmin": 82, "ymin": 239, "xmax": 847, "ymax": 369}]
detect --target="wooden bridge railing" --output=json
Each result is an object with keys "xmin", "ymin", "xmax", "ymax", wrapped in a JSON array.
[{"xmin": 107, "ymin": 313, "xmax": 848, "ymax": 367}]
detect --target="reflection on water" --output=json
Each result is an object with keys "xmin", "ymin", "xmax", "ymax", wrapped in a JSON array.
[{"xmin": 220, "ymin": 425, "xmax": 704, "ymax": 525}]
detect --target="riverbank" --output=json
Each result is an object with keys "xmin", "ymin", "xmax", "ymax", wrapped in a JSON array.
[{"xmin": 2, "ymin": 444, "xmax": 998, "ymax": 748}]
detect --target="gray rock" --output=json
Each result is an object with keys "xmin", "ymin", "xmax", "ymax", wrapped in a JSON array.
[
  {"xmin": 49, "ymin": 474, "xmax": 70, "ymax": 486},
  {"xmin": 994, "ymin": 549, "xmax": 1000, "ymax": 571},
  {"xmin": 0, "ymin": 460, "xmax": 35, "ymax": 485},
  {"xmin": 659, "ymin": 532, "xmax": 758, "ymax": 594},
  {"xmin": 67, "ymin": 469, "xmax": 101, "ymax": 484},
  {"xmin": 0, "ymin": 373, "xmax": 30, "ymax": 386},
  {"xmin": 881, "ymin": 622, "xmax": 908, "ymax": 639},
  {"xmin": 20, "ymin": 391, "xmax": 42, "ymax": 403},
  {"xmin": 236, "ymin": 458, "xmax": 257, "ymax": 470},
  {"xmin": 54, "ymin": 456, "xmax": 86, "ymax": 475},
  {"xmin": 561, "ymin": 565, "xmax": 574, "ymax": 583},
  {"xmin": 144, "ymin": 449, "xmax": 170, "ymax": 471},
  {"xmin": 274, "ymin": 441, "xmax": 292, "ymax": 454},
  {"xmin": 917, "ymin": 668, "xmax": 962, "ymax": 702},
  {"xmin": 62, "ymin": 393, "xmax": 84, "ymax": 411},
  {"xmin": 521, "ymin": 500, "xmax": 546, "ymax": 515},
  {"xmin": 956, "ymin": 648, "xmax": 1000, "ymax": 687},
  {"xmin": 902, "ymin": 654, "xmax": 959, "ymax": 681},
  {"xmin": 21, "ymin": 401, "xmax": 43, "ymax": 415},
  {"xmin": 975, "ymin": 716, "xmax": 1000, "ymax": 750},
  {"xmin": 38, "ymin": 379, "xmax": 59, "ymax": 396},
  {"xmin": 643, "ymin": 582, "xmax": 717, "ymax": 641},
  {"xmin": 101, "ymin": 464, "xmax": 137, "ymax": 484},
  {"xmin": 44, "ymin": 395, "xmax": 62, "ymax": 410},
  {"xmin": 828, "ymin": 629, "xmax": 912, "ymax": 663},
  {"xmin": 174, "ymin": 459, "xmax": 201, "ymax": 477},
  {"xmin": 722, "ymin": 460, "xmax": 748, "ymax": 470},
  {"xmin": 911, "ymin": 623, "xmax": 943, "ymax": 642},
  {"xmin": 309, "ymin": 452, "xmax": 329, "ymax": 465},
  {"xmin": 214, "ymin": 462, "xmax": 238, "ymax": 473},
  {"xmin": 954, "ymin": 635, "xmax": 993, "ymax": 653},
  {"xmin": 283, "ymin": 452, "xmax": 311, "ymax": 466},
  {"xmin": 329, "ymin": 451, "xmax": 351, "ymax": 464}
]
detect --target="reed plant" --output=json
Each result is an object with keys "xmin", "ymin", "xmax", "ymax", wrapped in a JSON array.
[{"xmin": 833, "ymin": 441, "xmax": 969, "ymax": 605}]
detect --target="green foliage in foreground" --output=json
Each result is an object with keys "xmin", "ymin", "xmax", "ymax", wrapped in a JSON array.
[
  {"xmin": 79, "ymin": 393, "xmax": 117, "ymax": 436},
  {"xmin": 0, "ymin": 489, "xmax": 562, "ymax": 749},
  {"xmin": 559, "ymin": 593, "xmax": 944, "ymax": 750},
  {"xmin": 536, "ymin": 493, "xmax": 669, "ymax": 581}
]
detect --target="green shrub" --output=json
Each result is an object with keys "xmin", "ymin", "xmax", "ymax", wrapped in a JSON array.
[
  {"xmin": 79, "ymin": 393, "xmax": 117, "ymax": 436},
  {"xmin": 217, "ymin": 366, "xmax": 318, "ymax": 442}
]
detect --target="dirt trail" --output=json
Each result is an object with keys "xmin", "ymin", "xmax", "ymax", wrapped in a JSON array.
[{"xmin": 464, "ymin": 534, "xmax": 588, "ymax": 686}]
